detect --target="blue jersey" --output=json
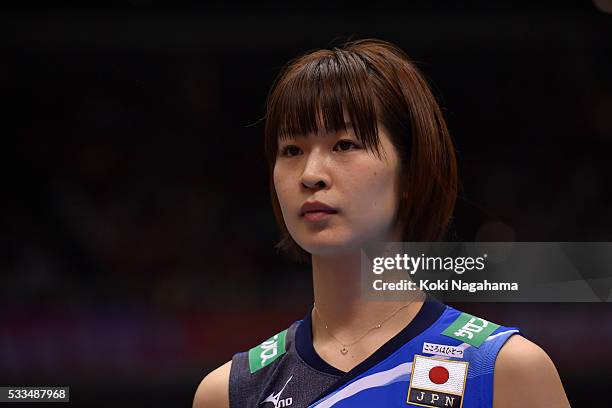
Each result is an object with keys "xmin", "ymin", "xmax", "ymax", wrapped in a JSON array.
[{"xmin": 229, "ymin": 297, "xmax": 521, "ymax": 408}]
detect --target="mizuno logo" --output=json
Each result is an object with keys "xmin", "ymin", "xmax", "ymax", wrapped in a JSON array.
[{"xmin": 260, "ymin": 375, "xmax": 293, "ymax": 407}]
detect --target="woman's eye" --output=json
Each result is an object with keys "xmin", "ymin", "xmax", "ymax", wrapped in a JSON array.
[
  {"xmin": 334, "ymin": 139, "xmax": 360, "ymax": 152},
  {"xmin": 280, "ymin": 145, "xmax": 302, "ymax": 157}
]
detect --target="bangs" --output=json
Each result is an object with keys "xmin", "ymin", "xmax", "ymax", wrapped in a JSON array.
[{"xmin": 265, "ymin": 50, "xmax": 383, "ymax": 158}]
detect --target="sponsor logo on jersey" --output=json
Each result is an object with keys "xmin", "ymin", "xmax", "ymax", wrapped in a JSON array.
[
  {"xmin": 260, "ymin": 375, "xmax": 293, "ymax": 407},
  {"xmin": 441, "ymin": 312, "xmax": 499, "ymax": 348},
  {"xmin": 249, "ymin": 329, "xmax": 288, "ymax": 373},
  {"xmin": 422, "ymin": 342, "xmax": 464, "ymax": 359},
  {"xmin": 407, "ymin": 355, "xmax": 468, "ymax": 408}
]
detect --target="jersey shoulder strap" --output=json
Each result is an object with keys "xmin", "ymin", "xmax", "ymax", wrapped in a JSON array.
[
  {"xmin": 434, "ymin": 306, "xmax": 521, "ymax": 407},
  {"xmin": 229, "ymin": 321, "xmax": 298, "ymax": 408}
]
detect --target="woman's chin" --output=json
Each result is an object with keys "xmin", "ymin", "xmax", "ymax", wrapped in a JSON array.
[
  {"xmin": 294, "ymin": 225, "xmax": 391, "ymax": 254},
  {"xmin": 297, "ymin": 238, "xmax": 364, "ymax": 257}
]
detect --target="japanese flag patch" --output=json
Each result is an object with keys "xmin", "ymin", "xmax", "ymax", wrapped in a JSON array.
[{"xmin": 407, "ymin": 355, "xmax": 469, "ymax": 408}]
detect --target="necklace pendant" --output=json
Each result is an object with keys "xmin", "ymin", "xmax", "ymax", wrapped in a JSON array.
[{"xmin": 340, "ymin": 346, "xmax": 348, "ymax": 355}]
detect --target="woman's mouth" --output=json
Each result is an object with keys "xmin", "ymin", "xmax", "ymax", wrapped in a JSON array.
[
  {"xmin": 300, "ymin": 200, "xmax": 338, "ymax": 222},
  {"xmin": 302, "ymin": 210, "xmax": 337, "ymax": 222}
]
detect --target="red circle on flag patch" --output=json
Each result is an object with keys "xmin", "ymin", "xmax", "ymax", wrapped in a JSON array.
[{"xmin": 429, "ymin": 366, "xmax": 449, "ymax": 384}]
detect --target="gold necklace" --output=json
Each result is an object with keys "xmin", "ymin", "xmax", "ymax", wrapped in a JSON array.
[{"xmin": 312, "ymin": 302, "xmax": 414, "ymax": 355}]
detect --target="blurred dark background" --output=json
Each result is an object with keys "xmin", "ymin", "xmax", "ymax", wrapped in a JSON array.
[{"xmin": 1, "ymin": 1, "xmax": 611, "ymax": 406}]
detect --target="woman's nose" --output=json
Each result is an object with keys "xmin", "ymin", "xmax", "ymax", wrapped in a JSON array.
[{"xmin": 300, "ymin": 151, "xmax": 331, "ymax": 190}]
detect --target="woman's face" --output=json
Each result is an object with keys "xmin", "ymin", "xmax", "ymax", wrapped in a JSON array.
[{"xmin": 273, "ymin": 121, "xmax": 402, "ymax": 256}]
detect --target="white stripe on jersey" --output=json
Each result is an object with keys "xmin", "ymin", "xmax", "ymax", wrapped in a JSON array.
[{"xmin": 311, "ymin": 362, "xmax": 412, "ymax": 408}]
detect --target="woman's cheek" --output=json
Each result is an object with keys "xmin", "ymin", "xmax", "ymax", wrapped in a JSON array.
[
  {"xmin": 280, "ymin": 188, "xmax": 301, "ymax": 228},
  {"xmin": 276, "ymin": 186, "xmax": 291, "ymax": 218}
]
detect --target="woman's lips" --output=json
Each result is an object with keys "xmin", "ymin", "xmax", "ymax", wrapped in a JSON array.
[
  {"xmin": 300, "ymin": 200, "xmax": 338, "ymax": 222},
  {"xmin": 302, "ymin": 210, "xmax": 336, "ymax": 222}
]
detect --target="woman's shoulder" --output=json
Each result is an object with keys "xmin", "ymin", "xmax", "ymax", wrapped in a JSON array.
[
  {"xmin": 193, "ymin": 360, "xmax": 232, "ymax": 408},
  {"xmin": 493, "ymin": 335, "xmax": 571, "ymax": 407},
  {"xmin": 192, "ymin": 321, "xmax": 301, "ymax": 408}
]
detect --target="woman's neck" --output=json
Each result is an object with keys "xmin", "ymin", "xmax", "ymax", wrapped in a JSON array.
[
  {"xmin": 312, "ymin": 252, "xmax": 363, "ymax": 326},
  {"xmin": 310, "ymin": 251, "xmax": 425, "ymax": 371}
]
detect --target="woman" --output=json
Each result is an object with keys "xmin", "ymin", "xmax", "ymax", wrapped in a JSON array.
[{"xmin": 194, "ymin": 39, "xmax": 570, "ymax": 408}]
